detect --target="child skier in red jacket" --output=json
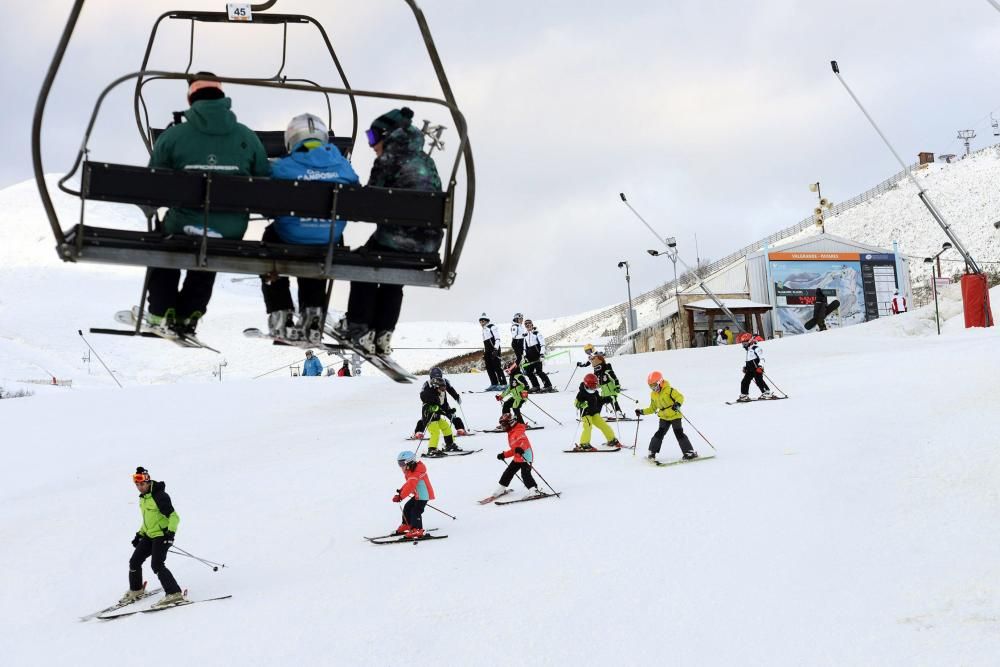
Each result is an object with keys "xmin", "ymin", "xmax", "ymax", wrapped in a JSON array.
[
  {"xmin": 487, "ymin": 413, "xmax": 542, "ymax": 500},
  {"xmin": 393, "ymin": 451, "xmax": 435, "ymax": 539}
]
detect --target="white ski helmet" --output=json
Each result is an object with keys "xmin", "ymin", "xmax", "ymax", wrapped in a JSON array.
[
  {"xmin": 478, "ymin": 313, "xmax": 490, "ymax": 323},
  {"xmin": 513, "ymin": 312, "xmax": 523, "ymax": 321},
  {"xmin": 284, "ymin": 113, "xmax": 328, "ymax": 152}
]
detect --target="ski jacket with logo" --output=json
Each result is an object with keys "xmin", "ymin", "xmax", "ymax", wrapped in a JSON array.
[
  {"xmin": 511, "ymin": 322, "xmax": 528, "ymax": 341},
  {"xmin": 137, "ymin": 481, "xmax": 180, "ymax": 538},
  {"xmin": 150, "ymin": 97, "xmax": 270, "ymax": 239},
  {"xmin": 271, "ymin": 142, "xmax": 361, "ymax": 244},
  {"xmin": 398, "ymin": 461, "xmax": 435, "ymax": 501},
  {"xmin": 744, "ymin": 343, "xmax": 765, "ymax": 370},
  {"xmin": 575, "ymin": 384, "xmax": 611, "ymax": 416},
  {"xmin": 482, "ymin": 323, "xmax": 502, "ymax": 355},
  {"xmin": 368, "ymin": 125, "xmax": 443, "ymax": 253},
  {"xmin": 641, "ymin": 382, "xmax": 684, "ymax": 421},
  {"xmin": 525, "ymin": 329, "xmax": 546, "ymax": 357},
  {"xmin": 302, "ymin": 356, "xmax": 323, "ymax": 376},
  {"xmin": 502, "ymin": 423, "xmax": 534, "ymax": 463}
]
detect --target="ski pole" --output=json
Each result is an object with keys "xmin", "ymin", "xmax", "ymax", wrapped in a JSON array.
[
  {"xmin": 426, "ymin": 503, "xmax": 457, "ymax": 520},
  {"xmin": 526, "ymin": 397, "xmax": 563, "ymax": 426},
  {"xmin": 518, "ymin": 410, "xmax": 541, "ymax": 427},
  {"xmin": 169, "ymin": 546, "xmax": 226, "ymax": 571},
  {"xmin": 761, "ymin": 372, "xmax": 789, "ymax": 398},
  {"xmin": 632, "ymin": 416, "xmax": 642, "ymax": 456},
  {"xmin": 497, "ymin": 457, "xmax": 526, "ymax": 487},
  {"xmin": 619, "ymin": 391, "xmax": 640, "ymax": 403},
  {"xmin": 679, "ymin": 412, "xmax": 718, "ymax": 452},
  {"xmin": 526, "ymin": 462, "xmax": 560, "ymax": 498},
  {"xmin": 562, "ymin": 365, "xmax": 579, "ymax": 392},
  {"xmin": 77, "ymin": 330, "xmax": 123, "ymax": 388},
  {"xmin": 457, "ymin": 401, "xmax": 475, "ymax": 432}
]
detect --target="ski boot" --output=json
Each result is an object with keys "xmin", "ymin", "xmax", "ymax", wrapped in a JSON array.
[
  {"xmin": 374, "ymin": 330, "xmax": 393, "ymax": 356},
  {"xmin": 606, "ymin": 439, "xmax": 622, "ymax": 449},
  {"xmin": 146, "ymin": 308, "xmax": 177, "ymax": 334},
  {"xmin": 760, "ymin": 391, "xmax": 774, "ymax": 400},
  {"xmin": 456, "ymin": 429, "xmax": 468, "ymax": 436},
  {"xmin": 118, "ymin": 588, "xmax": 145, "ymax": 604},
  {"xmin": 150, "ymin": 591, "xmax": 186, "ymax": 609},
  {"xmin": 575, "ymin": 443, "xmax": 595, "ymax": 451},
  {"xmin": 394, "ymin": 523, "xmax": 410, "ymax": 536},
  {"xmin": 331, "ymin": 318, "xmax": 373, "ymax": 353},
  {"xmin": 646, "ymin": 452, "xmax": 657, "ymax": 462},
  {"xmin": 424, "ymin": 448, "xmax": 445, "ymax": 458},
  {"xmin": 268, "ymin": 309, "xmax": 297, "ymax": 339},
  {"xmin": 298, "ymin": 307, "xmax": 324, "ymax": 344},
  {"xmin": 443, "ymin": 435, "xmax": 460, "ymax": 452},
  {"xmin": 522, "ymin": 486, "xmax": 544, "ymax": 499},
  {"xmin": 404, "ymin": 528, "xmax": 425, "ymax": 539},
  {"xmin": 175, "ymin": 311, "xmax": 203, "ymax": 336},
  {"xmin": 682, "ymin": 451, "xmax": 700, "ymax": 460},
  {"xmin": 736, "ymin": 394, "xmax": 752, "ymax": 403},
  {"xmin": 356, "ymin": 330, "xmax": 376, "ymax": 355}
]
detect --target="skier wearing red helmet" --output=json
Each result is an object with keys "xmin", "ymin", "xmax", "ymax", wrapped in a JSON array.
[
  {"xmin": 573, "ymin": 374, "xmax": 621, "ymax": 451},
  {"xmin": 736, "ymin": 332, "xmax": 772, "ymax": 402}
]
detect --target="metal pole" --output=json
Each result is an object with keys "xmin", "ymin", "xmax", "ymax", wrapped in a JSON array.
[
  {"xmin": 625, "ymin": 265, "xmax": 635, "ymax": 333},
  {"xmin": 77, "ymin": 330, "xmax": 122, "ymax": 388},
  {"xmin": 672, "ymin": 253, "xmax": 680, "ymax": 346},
  {"xmin": 931, "ymin": 264, "xmax": 941, "ymax": 335}
]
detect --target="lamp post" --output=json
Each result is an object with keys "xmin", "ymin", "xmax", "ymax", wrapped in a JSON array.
[
  {"xmin": 923, "ymin": 242, "xmax": 953, "ymax": 335},
  {"xmin": 648, "ymin": 238, "xmax": 680, "ymax": 345},
  {"xmin": 617, "ymin": 261, "xmax": 635, "ymax": 334}
]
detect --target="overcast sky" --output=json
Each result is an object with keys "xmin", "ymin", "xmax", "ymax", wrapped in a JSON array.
[{"xmin": 6, "ymin": 0, "xmax": 1000, "ymax": 325}]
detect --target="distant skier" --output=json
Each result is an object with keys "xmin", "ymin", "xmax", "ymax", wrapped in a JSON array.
[
  {"xmin": 573, "ymin": 373, "xmax": 621, "ymax": 451},
  {"xmin": 302, "ymin": 350, "xmax": 323, "ymax": 376},
  {"xmin": 497, "ymin": 363, "xmax": 530, "ymax": 425},
  {"xmin": 510, "ymin": 313, "xmax": 528, "ymax": 367},
  {"xmin": 715, "ymin": 329, "xmax": 728, "ymax": 346},
  {"xmin": 120, "ymin": 467, "xmax": 185, "ymax": 609},
  {"xmin": 590, "ymin": 353, "xmax": 625, "ymax": 418},
  {"xmin": 813, "ymin": 288, "xmax": 829, "ymax": 331},
  {"xmin": 489, "ymin": 413, "xmax": 542, "ymax": 500},
  {"xmin": 576, "ymin": 343, "xmax": 599, "ymax": 368},
  {"xmin": 891, "ymin": 290, "xmax": 907, "ymax": 314},
  {"xmin": 261, "ymin": 113, "xmax": 360, "ymax": 342},
  {"xmin": 145, "ymin": 73, "xmax": 270, "ymax": 336},
  {"xmin": 736, "ymin": 332, "xmax": 772, "ymax": 402},
  {"xmin": 635, "ymin": 371, "xmax": 698, "ymax": 462},
  {"xmin": 522, "ymin": 319, "xmax": 553, "ymax": 393},
  {"xmin": 392, "ymin": 451, "xmax": 435, "ymax": 539},
  {"xmin": 479, "ymin": 313, "xmax": 506, "ymax": 391},
  {"xmin": 414, "ymin": 370, "xmax": 459, "ymax": 456},
  {"xmin": 336, "ymin": 361, "xmax": 351, "ymax": 377}
]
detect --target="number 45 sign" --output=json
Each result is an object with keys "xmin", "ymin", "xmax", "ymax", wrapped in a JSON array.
[{"xmin": 227, "ymin": 3, "xmax": 252, "ymax": 22}]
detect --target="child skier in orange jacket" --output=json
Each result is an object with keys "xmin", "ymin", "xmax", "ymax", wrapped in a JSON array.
[
  {"xmin": 488, "ymin": 413, "xmax": 542, "ymax": 500},
  {"xmin": 393, "ymin": 451, "xmax": 435, "ymax": 539}
]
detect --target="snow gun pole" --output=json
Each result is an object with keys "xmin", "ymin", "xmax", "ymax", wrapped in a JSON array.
[
  {"xmin": 562, "ymin": 365, "xmax": 579, "ymax": 392},
  {"xmin": 168, "ymin": 546, "xmax": 225, "ymax": 572},
  {"xmin": 619, "ymin": 194, "xmax": 746, "ymax": 333},
  {"xmin": 678, "ymin": 411, "xmax": 717, "ymax": 452},
  {"xmin": 761, "ymin": 372, "xmax": 789, "ymax": 398},
  {"xmin": 77, "ymin": 330, "xmax": 122, "ymax": 388},
  {"xmin": 253, "ymin": 356, "xmax": 307, "ymax": 379},
  {"xmin": 526, "ymin": 397, "xmax": 563, "ymax": 426},
  {"xmin": 426, "ymin": 503, "xmax": 457, "ymax": 520},
  {"xmin": 830, "ymin": 60, "xmax": 982, "ymax": 274}
]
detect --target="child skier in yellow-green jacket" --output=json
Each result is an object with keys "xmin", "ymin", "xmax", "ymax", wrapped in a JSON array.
[{"xmin": 635, "ymin": 371, "xmax": 698, "ymax": 462}]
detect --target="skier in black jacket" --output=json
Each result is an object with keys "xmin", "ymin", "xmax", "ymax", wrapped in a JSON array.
[
  {"xmin": 479, "ymin": 313, "xmax": 506, "ymax": 390},
  {"xmin": 413, "ymin": 367, "xmax": 466, "ymax": 437},
  {"xmin": 522, "ymin": 319, "xmax": 553, "ymax": 392}
]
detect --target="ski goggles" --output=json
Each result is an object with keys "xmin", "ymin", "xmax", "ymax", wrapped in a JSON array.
[
  {"xmin": 132, "ymin": 472, "xmax": 150, "ymax": 484},
  {"xmin": 365, "ymin": 128, "xmax": 382, "ymax": 147}
]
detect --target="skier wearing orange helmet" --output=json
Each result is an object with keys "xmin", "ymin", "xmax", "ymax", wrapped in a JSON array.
[
  {"xmin": 736, "ymin": 332, "xmax": 772, "ymax": 402},
  {"xmin": 572, "ymin": 373, "xmax": 621, "ymax": 451},
  {"xmin": 635, "ymin": 372, "xmax": 697, "ymax": 461}
]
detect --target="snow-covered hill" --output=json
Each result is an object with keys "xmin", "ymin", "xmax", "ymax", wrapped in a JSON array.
[{"xmin": 1, "ymin": 286, "xmax": 998, "ymax": 665}]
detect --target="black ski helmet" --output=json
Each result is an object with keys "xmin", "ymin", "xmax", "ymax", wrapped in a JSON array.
[{"xmin": 430, "ymin": 367, "xmax": 444, "ymax": 380}]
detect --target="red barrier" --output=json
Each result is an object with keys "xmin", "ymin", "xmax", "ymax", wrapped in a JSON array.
[{"xmin": 961, "ymin": 274, "xmax": 994, "ymax": 328}]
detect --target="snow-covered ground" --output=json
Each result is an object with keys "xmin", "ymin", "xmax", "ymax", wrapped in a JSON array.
[{"xmin": 1, "ymin": 281, "xmax": 998, "ymax": 665}]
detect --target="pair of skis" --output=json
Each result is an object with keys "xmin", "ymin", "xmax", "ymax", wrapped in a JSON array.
[
  {"xmin": 422, "ymin": 448, "xmax": 483, "ymax": 458},
  {"xmin": 477, "ymin": 489, "xmax": 562, "ymax": 505},
  {"xmin": 365, "ymin": 528, "xmax": 447, "ymax": 545},
  {"xmin": 725, "ymin": 396, "xmax": 789, "ymax": 406},
  {"xmin": 648, "ymin": 455, "xmax": 716, "ymax": 468},
  {"xmin": 80, "ymin": 584, "xmax": 231, "ymax": 621},
  {"xmin": 95, "ymin": 308, "xmax": 220, "ymax": 352}
]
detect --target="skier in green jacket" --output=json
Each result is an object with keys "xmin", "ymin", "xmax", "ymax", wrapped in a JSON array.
[
  {"xmin": 145, "ymin": 73, "xmax": 271, "ymax": 336},
  {"xmin": 120, "ymin": 467, "xmax": 185, "ymax": 609}
]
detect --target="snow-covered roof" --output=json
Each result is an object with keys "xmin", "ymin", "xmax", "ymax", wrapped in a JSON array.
[
  {"xmin": 684, "ymin": 298, "xmax": 772, "ymax": 311},
  {"xmin": 750, "ymin": 231, "xmax": 895, "ymax": 258}
]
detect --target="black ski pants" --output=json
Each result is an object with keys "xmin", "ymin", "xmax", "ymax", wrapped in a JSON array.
[
  {"xmin": 648, "ymin": 418, "xmax": 694, "ymax": 456},
  {"xmin": 484, "ymin": 349, "xmax": 505, "ymax": 386},
  {"xmin": 522, "ymin": 354, "xmax": 551, "ymax": 389},
  {"xmin": 345, "ymin": 241, "xmax": 404, "ymax": 333},
  {"xmin": 129, "ymin": 536, "xmax": 181, "ymax": 594},
  {"xmin": 501, "ymin": 400, "xmax": 524, "ymax": 424},
  {"xmin": 147, "ymin": 268, "xmax": 216, "ymax": 320},
  {"xmin": 259, "ymin": 226, "xmax": 328, "ymax": 313},
  {"xmin": 741, "ymin": 367, "xmax": 770, "ymax": 394},
  {"xmin": 402, "ymin": 498, "xmax": 427, "ymax": 529},
  {"xmin": 499, "ymin": 460, "xmax": 536, "ymax": 490},
  {"xmin": 512, "ymin": 339, "xmax": 525, "ymax": 365}
]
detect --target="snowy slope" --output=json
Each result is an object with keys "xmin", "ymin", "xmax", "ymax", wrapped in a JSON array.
[{"xmin": 1, "ymin": 287, "xmax": 998, "ymax": 665}]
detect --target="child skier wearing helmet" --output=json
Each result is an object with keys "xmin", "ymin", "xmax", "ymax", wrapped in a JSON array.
[
  {"xmin": 419, "ymin": 379, "xmax": 461, "ymax": 457},
  {"xmin": 393, "ymin": 451, "xmax": 435, "ymax": 539},
  {"xmin": 262, "ymin": 112, "xmax": 360, "ymax": 342},
  {"xmin": 736, "ymin": 333, "xmax": 772, "ymax": 402},
  {"xmin": 635, "ymin": 372, "xmax": 698, "ymax": 461},
  {"xmin": 573, "ymin": 374, "xmax": 621, "ymax": 451},
  {"xmin": 576, "ymin": 343, "xmax": 598, "ymax": 368},
  {"xmin": 486, "ymin": 413, "xmax": 542, "ymax": 501},
  {"xmin": 413, "ymin": 367, "xmax": 466, "ymax": 439},
  {"xmin": 497, "ymin": 363, "xmax": 530, "ymax": 425},
  {"xmin": 590, "ymin": 353, "xmax": 626, "ymax": 419}
]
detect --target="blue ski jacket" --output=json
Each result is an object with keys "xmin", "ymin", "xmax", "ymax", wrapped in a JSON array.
[
  {"xmin": 270, "ymin": 142, "xmax": 361, "ymax": 244},
  {"xmin": 303, "ymin": 356, "xmax": 323, "ymax": 376}
]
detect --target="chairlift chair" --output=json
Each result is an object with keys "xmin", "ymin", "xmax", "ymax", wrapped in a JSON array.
[{"xmin": 31, "ymin": 0, "xmax": 476, "ymax": 296}]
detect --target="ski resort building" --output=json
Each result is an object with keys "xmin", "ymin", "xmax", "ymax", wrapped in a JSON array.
[{"xmin": 623, "ymin": 232, "xmax": 912, "ymax": 352}]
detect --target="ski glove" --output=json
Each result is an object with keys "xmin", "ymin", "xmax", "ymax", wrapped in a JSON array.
[
  {"xmin": 162, "ymin": 530, "xmax": 175, "ymax": 547},
  {"xmin": 131, "ymin": 532, "xmax": 143, "ymax": 548},
  {"xmin": 514, "ymin": 447, "xmax": 524, "ymax": 455},
  {"xmin": 634, "ymin": 409, "xmax": 643, "ymax": 417},
  {"xmin": 577, "ymin": 362, "xmax": 588, "ymax": 368},
  {"xmin": 392, "ymin": 494, "xmax": 402, "ymax": 503},
  {"xmin": 755, "ymin": 367, "xmax": 764, "ymax": 375},
  {"xmin": 520, "ymin": 390, "xmax": 529, "ymax": 399},
  {"xmin": 495, "ymin": 394, "xmax": 503, "ymax": 401},
  {"xmin": 672, "ymin": 403, "xmax": 681, "ymax": 411},
  {"xmin": 497, "ymin": 452, "xmax": 506, "ymax": 461}
]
